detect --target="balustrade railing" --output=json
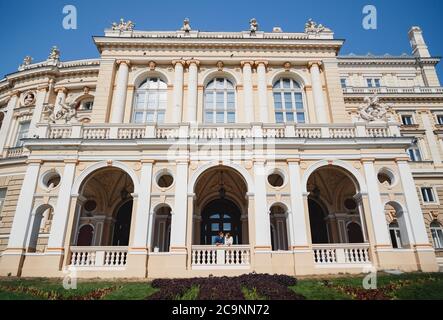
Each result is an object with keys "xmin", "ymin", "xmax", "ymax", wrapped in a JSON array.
[
  {"xmin": 191, "ymin": 245, "xmax": 251, "ymax": 268},
  {"xmin": 37, "ymin": 122, "xmax": 401, "ymax": 141},
  {"xmin": 4, "ymin": 147, "xmax": 25, "ymax": 158},
  {"xmin": 343, "ymin": 86, "xmax": 443, "ymax": 95},
  {"xmin": 69, "ymin": 246, "xmax": 128, "ymax": 268},
  {"xmin": 312, "ymin": 244, "xmax": 371, "ymax": 265}
]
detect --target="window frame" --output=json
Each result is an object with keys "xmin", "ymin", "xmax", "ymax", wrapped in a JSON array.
[
  {"xmin": 15, "ymin": 121, "xmax": 31, "ymax": 147},
  {"xmin": 430, "ymin": 221, "xmax": 443, "ymax": 249},
  {"xmin": 0, "ymin": 188, "xmax": 6, "ymax": 215},
  {"xmin": 132, "ymin": 77, "xmax": 168, "ymax": 124},
  {"xmin": 401, "ymin": 114, "xmax": 414, "ymax": 126},
  {"xmin": 389, "ymin": 222, "xmax": 403, "ymax": 249},
  {"xmin": 435, "ymin": 113, "xmax": 443, "ymax": 125},
  {"xmin": 407, "ymin": 143, "xmax": 422, "ymax": 162},
  {"xmin": 203, "ymin": 78, "xmax": 236, "ymax": 124},
  {"xmin": 421, "ymin": 187, "xmax": 438, "ymax": 204},
  {"xmin": 340, "ymin": 78, "xmax": 347, "ymax": 89},
  {"xmin": 272, "ymin": 78, "xmax": 307, "ymax": 124},
  {"xmin": 366, "ymin": 78, "xmax": 381, "ymax": 88}
]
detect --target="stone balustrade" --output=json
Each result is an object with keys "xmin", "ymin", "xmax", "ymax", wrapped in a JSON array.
[
  {"xmin": 4, "ymin": 147, "xmax": 25, "ymax": 159},
  {"xmin": 312, "ymin": 244, "xmax": 371, "ymax": 265},
  {"xmin": 343, "ymin": 86, "xmax": 443, "ymax": 95},
  {"xmin": 35, "ymin": 122, "xmax": 402, "ymax": 141},
  {"xmin": 69, "ymin": 246, "xmax": 128, "ymax": 268},
  {"xmin": 191, "ymin": 245, "xmax": 251, "ymax": 269}
]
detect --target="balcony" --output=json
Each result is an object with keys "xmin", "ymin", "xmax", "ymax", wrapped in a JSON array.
[
  {"xmin": 343, "ymin": 86, "xmax": 443, "ymax": 95},
  {"xmin": 191, "ymin": 245, "xmax": 251, "ymax": 270},
  {"xmin": 312, "ymin": 244, "xmax": 372, "ymax": 267},
  {"xmin": 35, "ymin": 122, "xmax": 402, "ymax": 141},
  {"xmin": 3, "ymin": 147, "xmax": 25, "ymax": 159},
  {"xmin": 69, "ymin": 246, "xmax": 128, "ymax": 269}
]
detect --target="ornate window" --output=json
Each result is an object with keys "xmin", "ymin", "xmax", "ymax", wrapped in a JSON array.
[
  {"xmin": 132, "ymin": 78, "xmax": 167, "ymax": 124},
  {"xmin": 204, "ymin": 78, "xmax": 236, "ymax": 124},
  {"xmin": 273, "ymin": 78, "xmax": 306, "ymax": 124},
  {"xmin": 389, "ymin": 222, "xmax": 403, "ymax": 249},
  {"xmin": 15, "ymin": 121, "xmax": 30, "ymax": 147},
  {"xmin": 407, "ymin": 143, "xmax": 422, "ymax": 162},
  {"xmin": 430, "ymin": 221, "xmax": 443, "ymax": 249}
]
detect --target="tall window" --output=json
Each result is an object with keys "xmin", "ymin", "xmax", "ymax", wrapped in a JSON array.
[
  {"xmin": 389, "ymin": 222, "xmax": 403, "ymax": 249},
  {"xmin": 421, "ymin": 187, "xmax": 436, "ymax": 203},
  {"xmin": 401, "ymin": 115, "xmax": 414, "ymax": 126},
  {"xmin": 430, "ymin": 221, "xmax": 443, "ymax": 249},
  {"xmin": 340, "ymin": 78, "xmax": 347, "ymax": 89},
  {"xmin": 436, "ymin": 114, "xmax": 443, "ymax": 125},
  {"xmin": 133, "ymin": 78, "xmax": 167, "ymax": 124},
  {"xmin": 204, "ymin": 78, "xmax": 236, "ymax": 124},
  {"xmin": 273, "ymin": 78, "xmax": 306, "ymax": 124},
  {"xmin": 366, "ymin": 78, "xmax": 381, "ymax": 88},
  {"xmin": 407, "ymin": 143, "xmax": 422, "ymax": 162},
  {"xmin": 0, "ymin": 188, "xmax": 6, "ymax": 215},
  {"xmin": 15, "ymin": 121, "xmax": 30, "ymax": 147}
]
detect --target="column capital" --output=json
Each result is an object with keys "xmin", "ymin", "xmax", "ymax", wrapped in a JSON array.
[
  {"xmin": 287, "ymin": 158, "xmax": 301, "ymax": 164},
  {"xmin": 361, "ymin": 157, "xmax": 376, "ymax": 163},
  {"xmin": 308, "ymin": 61, "xmax": 323, "ymax": 69},
  {"xmin": 186, "ymin": 59, "xmax": 200, "ymax": 67},
  {"xmin": 254, "ymin": 60, "xmax": 269, "ymax": 68},
  {"xmin": 395, "ymin": 157, "xmax": 411, "ymax": 163},
  {"xmin": 26, "ymin": 159, "xmax": 43, "ymax": 165},
  {"xmin": 241, "ymin": 61, "xmax": 255, "ymax": 68},
  {"xmin": 116, "ymin": 59, "xmax": 131, "ymax": 67},
  {"xmin": 36, "ymin": 85, "xmax": 50, "ymax": 92},
  {"xmin": 7, "ymin": 90, "xmax": 21, "ymax": 100},
  {"xmin": 63, "ymin": 159, "xmax": 79, "ymax": 165},
  {"xmin": 54, "ymin": 87, "xmax": 67, "ymax": 94},
  {"xmin": 140, "ymin": 159, "xmax": 155, "ymax": 165},
  {"xmin": 172, "ymin": 59, "xmax": 186, "ymax": 67}
]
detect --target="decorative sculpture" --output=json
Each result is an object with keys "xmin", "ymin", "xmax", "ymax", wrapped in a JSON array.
[
  {"xmin": 44, "ymin": 101, "xmax": 78, "ymax": 124},
  {"xmin": 304, "ymin": 18, "xmax": 330, "ymax": 34},
  {"xmin": 23, "ymin": 92, "xmax": 36, "ymax": 106},
  {"xmin": 181, "ymin": 18, "xmax": 192, "ymax": 32},
  {"xmin": 250, "ymin": 18, "xmax": 259, "ymax": 33},
  {"xmin": 358, "ymin": 95, "xmax": 390, "ymax": 122},
  {"xmin": 112, "ymin": 18, "xmax": 135, "ymax": 32},
  {"xmin": 48, "ymin": 46, "xmax": 60, "ymax": 60},
  {"xmin": 216, "ymin": 61, "xmax": 224, "ymax": 71}
]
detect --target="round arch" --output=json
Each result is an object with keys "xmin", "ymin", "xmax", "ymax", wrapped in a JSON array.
[
  {"xmin": 200, "ymin": 69, "xmax": 241, "ymax": 87},
  {"xmin": 71, "ymin": 161, "xmax": 140, "ymax": 195},
  {"xmin": 268, "ymin": 70, "xmax": 310, "ymax": 87},
  {"xmin": 384, "ymin": 200, "xmax": 406, "ymax": 215},
  {"xmin": 131, "ymin": 69, "xmax": 171, "ymax": 88},
  {"xmin": 151, "ymin": 202, "xmax": 174, "ymax": 215},
  {"xmin": 268, "ymin": 201, "xmax": 290, "ymax": 213},
  {"xmin": 188, "ymin": 161, "xmax": 255, "ymax": 194},
  {"xmin": 302, "ymin": 160, "xmax": 367, "ymax": 194}
]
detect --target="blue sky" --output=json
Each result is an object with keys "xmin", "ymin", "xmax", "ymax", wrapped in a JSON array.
[{"xmin": 0, "ymin": 0, "xmax": 442, "ymax": 80}]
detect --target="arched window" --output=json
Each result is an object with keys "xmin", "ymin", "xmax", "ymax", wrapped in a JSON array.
[
  {"xmin": 430, "ymin": 221, "xmax": 443, "ymax": 249},
  {"xmin": 273, "ymin": 78, "xmax": 306, "ymax": 124},
  {"xmin": 204, "ymin": 78, "xmax": 236, "ymax": 124},
  {"xmin": 133, "ymin": 78, "xmax": 167, "ymax": 124},
  {"xmin": 389, "ymin": 222, "xmax": 403, "ymax": 249},
  {"xmin": 76, "ymin": 98, "xmax": 94, "ymax": 111}
]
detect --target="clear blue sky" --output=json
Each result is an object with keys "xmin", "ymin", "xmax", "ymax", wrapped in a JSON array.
[{"xmin": 1, "ymin": 0, "xmax": 442, "ymax": 80}]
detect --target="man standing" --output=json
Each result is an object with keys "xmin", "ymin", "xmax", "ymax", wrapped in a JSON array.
[{"xmin": 214, "ymin": 232, "xmax": 225, "ymax": 246}]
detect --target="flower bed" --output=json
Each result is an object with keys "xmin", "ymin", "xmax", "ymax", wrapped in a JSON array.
[{"xmin": 149, "ymin": 273, "xmax": 304, "ymax": 300}]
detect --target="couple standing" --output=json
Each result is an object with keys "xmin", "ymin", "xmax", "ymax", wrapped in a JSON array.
[{"xmin": 214, "ymin": 232, "xmax": 233, "ymax": 246}]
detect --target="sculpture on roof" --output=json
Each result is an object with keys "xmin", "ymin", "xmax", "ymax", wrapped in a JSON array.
[
  {"xmin": 18, "ymin": 56, "xmax": 33, "ymax": 71},
  {"xmin": 112, "ymin": 18, "xmax": 135, "ymax": 32},
  {"xmin": 359, "ymin": 95, "xmax": 390, "ymax": 122},
  {"xmin": 181, "ymin": 18, "xmax": 192, "ymax": 32},
  {"xmin": 305, "ymin": 18, "xmax": 330, "ymax": 34},
  {"xmin": 250, "ymin": 18, "xmax": 259, "ymax": 33},
  {"xmin": 48, "ymin": 46, "xmax": 60, "ymax": 60}
]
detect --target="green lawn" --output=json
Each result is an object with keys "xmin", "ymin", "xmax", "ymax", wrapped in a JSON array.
[{"xmin": 0, "ymin": 272, "xmax": 442, "ymax": 300}]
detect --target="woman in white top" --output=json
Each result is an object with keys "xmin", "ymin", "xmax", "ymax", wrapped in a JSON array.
[{"xmin": 224, "ymin": 233, "xmax": 234, "ymax": 246}]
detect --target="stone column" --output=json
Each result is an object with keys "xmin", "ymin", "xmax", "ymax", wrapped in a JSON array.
[
  {"xmin": 0, "ymin": 91, "xmax": 19, "ymax": 153},
  {"xmin": 186, "ymin": 60, "xmax": 199, "ymax": 123},
  {"xmin": 7, "ymin": 161, "xmax": 41, "ymax": 249},
  {"xmin": 47, "ymin": 160, "xmax": 77, "ymax": 251},
  {"xmin": 241, "ymin": 61, "xmax": 254, "ymax": 123},
  {"xmin": 172, "ymin": 60, "xmax": 185, "ymax": 123},
  {"xmin": 253, "ymin": 160, "xmax": 271, "ymax": 248},
  {"xmin": 170, "ymin": 160, "xmax": 188, "ymax": 251},
  {"xmin": 309, "ymin": 61, "xmax": 328, "ymax": 123},
  {"xmin": 29, "ymin": 86, "xmax": 49, "ymax": 138},
  {"xmin": 362, "ymin": 159, "xmax": 391, "ymax": 246},
  {"xmin": 354, "ymin": 193, "xmax": 369, "ymax": 242},
  {"xmin": 130, "ymin": 161, "xmax": 153, "ymax": 249},
  {"xmin": 256, "ymin": 61, "xmax": 269, "ymax": 123},
  {"xmin": 110, "ymin": 60, "xmax": 130, "ymax": 124}
]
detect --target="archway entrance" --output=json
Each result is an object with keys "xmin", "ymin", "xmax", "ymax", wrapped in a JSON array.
[
  {"xmin": 193, "ymin": 166, "xmax": 249, "ymax": 245},
  {"xmin": 201, "ymin": 199, "xmax": 242, "ymax": 245},
  {"xmin": 307, "ymin": 165, "xmax": 367, "ymax": 244},
  {"xmin": 73, "ymin": 167, "xmax": 135, "ymax": 247}
]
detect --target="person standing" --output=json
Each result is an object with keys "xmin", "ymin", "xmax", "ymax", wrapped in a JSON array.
[
  {"xmin": 214, "ymin": 232, "xmax": 225, "ymax": 246},
  {"xmin": 224, "ymin": 233, "xmax": 234, "ymax": 246}
]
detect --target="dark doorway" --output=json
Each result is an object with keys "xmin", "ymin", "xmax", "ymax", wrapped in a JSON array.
[
  {"xmin": 112, "ymin": 200, "xmax": 133, "ymax": 246},
  {"xmin": 201, "ymin": 199, "xmax": 242, "ymax": 245},
  {"xmin": 77, "ymin": 225, "xmax": 94, "ymax": 246},
  {"xmin": 347, "ymin": 222, "xmax": 364, "ymax": 243},
  {"xmin": 308, "ymin": 199, "xmax": 329, "ymax": 244}
]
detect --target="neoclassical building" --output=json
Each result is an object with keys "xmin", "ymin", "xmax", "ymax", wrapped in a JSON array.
[{"xmin": 0, "ymin": 19, "xmax": 442, "ymax": 278}]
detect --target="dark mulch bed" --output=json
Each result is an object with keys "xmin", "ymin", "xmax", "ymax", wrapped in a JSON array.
[{"xmin": 149, "ymin": 273, "xmax": 304, "ymax": 300}]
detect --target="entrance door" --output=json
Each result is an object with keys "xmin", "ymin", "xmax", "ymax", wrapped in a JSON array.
[
  {"xmin": 112, "ymin": 200, "xmax": 133, "ymax": 246},
  {"xmin": 201, "ymin": 199, "xmax": 242, "ymax": 245},
  {"xmin": 77, "ymin": 225, "xmax": 94, "ymax": 246}
]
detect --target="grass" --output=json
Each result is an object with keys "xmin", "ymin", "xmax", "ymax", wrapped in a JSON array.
[{"xmin": 0, "ymin": 272, "xmax": 442, "ymax": 300}]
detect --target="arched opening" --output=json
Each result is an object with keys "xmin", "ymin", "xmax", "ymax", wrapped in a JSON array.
[
  {"xmin": 269, "ymin": 205, "xmax": 289, "ymax": 251},
  {"xmin": 347, "ymin": 222, "xmax": 364, "ymax": 243},
  {"xmin": 272, "ymin": 78, "xmax": 307, "ymax": 124},
  {"xmin": 430, "ymin": 220, "xmax": 443, "ymax": 249},
  {"xmin": 132, "ymin": 77, "xmax": 167, "ymax": 124},
  {"xmin": 151, "ymin": 205, "xmax": 172, "ymax": 252},
  {"xmin": 73, "ymin": 167, "xmax": 135, "ymax": 247},
  {"xmin": 28, "ymin": 205, "xmax": 54, "ymax": 253},
  {"xmin": 193, "ymin": 166, "xmax": 248, "ymax": 245},
  {"xmin": 307, "ymin": 165, "xmax": 366, "ymax": 244},
  {"xmin": 385, "ymin": 202, "xmax": 410, "ymax": 249},
  {"xmin": 204, "ymin": 78, "xmax": 236, "ymax": 124},
  {"xmin": 77, "ymin": 225, "xmax": 94, "ymax": 246}
]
